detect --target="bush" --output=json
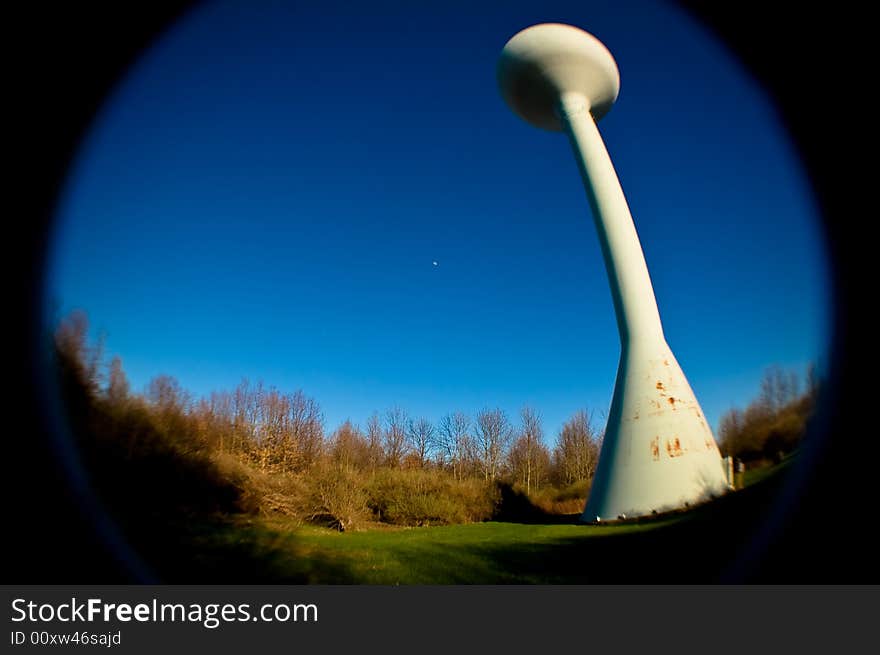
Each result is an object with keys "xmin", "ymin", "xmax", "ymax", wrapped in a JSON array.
[
  {"xmin": 50, "ymin": 311, "xmax": 603, "ymax": 532},
  {"xmin": 365, "ymin": 468, "xmax": 498, "ymax": 526},
  {"xmin": 718, "ymin": 366, "xmax": 817, "ymax": 463},
  {"xmin": 212, "ymin": 454, "xmax": 306, "ymax": 517},
  {"xmin": 519, "ymin": 480, "xmax": 591, "ymax": 515},
  {"xmin": 300, "ymin": 463, "xmax": 370, "ymax": 531},
  {"xmin": 66, "ymin": 390, "xmax": 245, "ymax": 518}
]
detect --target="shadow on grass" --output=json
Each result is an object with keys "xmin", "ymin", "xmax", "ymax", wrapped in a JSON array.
[
  {"xmin": 480, "ymin": 464, "xmax": 795, "ymax": 583},
  {"xmin": 492, "ymin": 483, "xmax": 582, "ymax": 525},
  {"xmin": 116, "ymin": 512, "xmax": 358, "ymax": 583},
  {"xmin": 121, "ymin": 463, "xmax": 795, "ymax": 583},
  {"xmin": 51, "ymin": 352, "xmax": 358, "ymax": 583},
  {"xmin": 91, "ymin": 460, "xmax": 800, "ymax": 584},
  {"xmin": 383, "ymin": 464, "xmax": 796, "ymax": 584}
]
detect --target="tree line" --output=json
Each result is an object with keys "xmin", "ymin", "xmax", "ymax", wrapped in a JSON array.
[
  {"xmin": 718, "ymin": 364, "xmax": 819, "ymax": 464},
  {"xmin": 53, "ymin": 311, "xmax": 602, "ymax": 529},
  {"xmin": 53, "ymin": 310, "xmax": 816, "ymax": 530},
  {"xmin": 142, "ymin": 374, "xmax": 601, "ymax": 494}
]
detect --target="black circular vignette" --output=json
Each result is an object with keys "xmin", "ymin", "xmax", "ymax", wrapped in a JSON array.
[{"xmin": 10, "ymin": 1, "xmax": 872, "ymax": 582}]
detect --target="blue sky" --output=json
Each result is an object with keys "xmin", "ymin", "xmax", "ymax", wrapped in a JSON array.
[{"xmin": 44, "ymin": 0, "xmax": 832, "ymax": 441}]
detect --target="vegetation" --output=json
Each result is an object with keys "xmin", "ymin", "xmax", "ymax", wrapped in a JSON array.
[
  {"xmin": 103, "ymin": 467, "xmax": 798, "ymax": 584},
  {"xmin": 53, "ymin": 311, "xmax": 603, "ymax": 534},
  {"xmin": 718, "ymin": 364, "xmax": 819, "ymax": 465},
  {"xmin": 50, "ymin": 310, "xmax": 818, "ymax": 582},
  {"xmin": 233, "ymin": 518, "xmax": 686, "ymax": 584}
]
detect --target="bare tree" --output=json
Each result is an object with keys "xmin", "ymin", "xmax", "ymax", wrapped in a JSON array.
[
  {"xmin": 147, "ymin": 375, "xmax": 186, "ymax": 412},
  {"xmin": 437, "ymin": 412, "xmax": 471, "ymax": 480},
  {"xmin": 383, "ymin": 406, "xmax": 409, "ymax": 467},
  {"xmin": 205, "ymin": 390, "xmax": 234, "ymax": 453},
  {"xmin": 759, "ymin": 365, "xmax": 799, "ymax": 413},
  {"xmin": 407, "ymin": 417, "xmax": 435, "ymax": 468},
  {"xmin": 718, "ymin": 363, "xmax": 815, "ymax": 463},
  {"xmin": 250, "ymin": 386, "xmax": 324, "ymax": 472},
  {"xmin": 232, "ymin": 378, "xmax": 262, "ymax": 453},
  {"xmin": 510, "ymin": 433, "xmax": 551, "ymax": 492},
  {"xmin": 286, "ymin": 389, "xmax": 324, "ymax": 472},
  {"xmin": 553, "ymin": 409, "xmax": 600, "ymax": 484},
  {"xmin": 54, "ymin": 310, "xmax": 103, "ymax": 391},
  {"xmin": 515, "ymin": 406, "xmax": 543, "ymax": 495},
  {"xmin": 329, "ymin": 420, "xmax": 370, "ymax": 470},
  {"xmin": 190, "ymin": 394, "xmax": 229, "ymax": 452},
  {"xmin": 105, "ymin": 355, "xmax": 129, "ymax": 404},
  {"xmin": 474, "ymin": 408, "xmax": 512, "ymax": 481},
  {"xmin": 257, "ymin": 388, "xmax": 289, "ymax": 471},
  {"xmin": 366, "ymin": 412, "xmax": 383, "ymax": 471}
]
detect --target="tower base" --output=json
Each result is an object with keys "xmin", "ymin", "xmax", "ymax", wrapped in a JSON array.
[{"xmin": 582, "ymin": 340, "xmax": 731, "ymax": 522}]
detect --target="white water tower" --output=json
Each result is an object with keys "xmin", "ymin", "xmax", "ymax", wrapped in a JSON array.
[{"xmin": 497, "ymin": 23, "xmax": 731, "ymax": 521}]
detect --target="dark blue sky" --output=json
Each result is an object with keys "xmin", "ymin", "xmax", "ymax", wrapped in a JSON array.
[{"xmin": 45, "ymin": 0, "xmax": 831, "ymax": 440}]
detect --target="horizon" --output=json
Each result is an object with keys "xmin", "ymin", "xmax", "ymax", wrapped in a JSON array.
[{"xmin": 53, "ymin": 307, "xmax": 820, "ymax": 447}]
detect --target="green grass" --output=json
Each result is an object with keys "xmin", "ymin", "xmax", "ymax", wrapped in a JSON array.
[
  {"xmin": 742, "ymin": 454, "xmax": 796, "ymax": 487},
  {"xmin": 132, "ymin": 455, "xmax": 797, "ymax": 584},
  {"xmin": 266, "ymin": 517, "xmax": 685, "ymax": 584},
  {"xmin": 153, "ymin": 504, "xmax": 725, "ymax": 583}
]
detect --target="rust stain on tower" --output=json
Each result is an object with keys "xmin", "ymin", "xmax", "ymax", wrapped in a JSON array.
[{"xmin": 666, "ymin": 437, "xmax": 684, "ymax": 458}]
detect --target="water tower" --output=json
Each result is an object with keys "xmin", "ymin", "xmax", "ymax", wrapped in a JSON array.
[{"xmin": 497, "ymin": 23, "xmax": 731, "ymax": 521}]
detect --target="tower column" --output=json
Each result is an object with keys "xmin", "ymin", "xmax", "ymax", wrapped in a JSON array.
[
  {"xmin": 497, "ymin": 23, "xmax": 732, "ymax": 521},
  {"xmin": 557, "ymin": 91, "xmax": 664, "ymax": 346}
]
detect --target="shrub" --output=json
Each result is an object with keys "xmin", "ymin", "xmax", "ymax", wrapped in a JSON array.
[
  {"xmin": 68, "ymin": 394, "xmax": 245, "ymax": 517},
  {"xmin": 515, "ymin": 480, "xmax": 590, "ymax": 515},
  {"xmin": 300, "ymin": 463, "xmax": 370, "ymax": 531},
  {"xmin": 365, "ymin": 468, "xmax": 498, "ymax": 526},
  {"xmin": 212, "ymin": 454, "xmax": 306, "ymax": 517},
  {"xmin": 718, "ymin": 366, "xmax": 817, "ymax": 463}
]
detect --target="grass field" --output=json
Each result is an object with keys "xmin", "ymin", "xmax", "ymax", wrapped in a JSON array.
[
  {"xmin": 133, "ymin": 456, "xmax": 797, "ymax": 584},
  {"xmin": 270, "ymin": 518, "xmax": 689, "ymax": 584}
]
